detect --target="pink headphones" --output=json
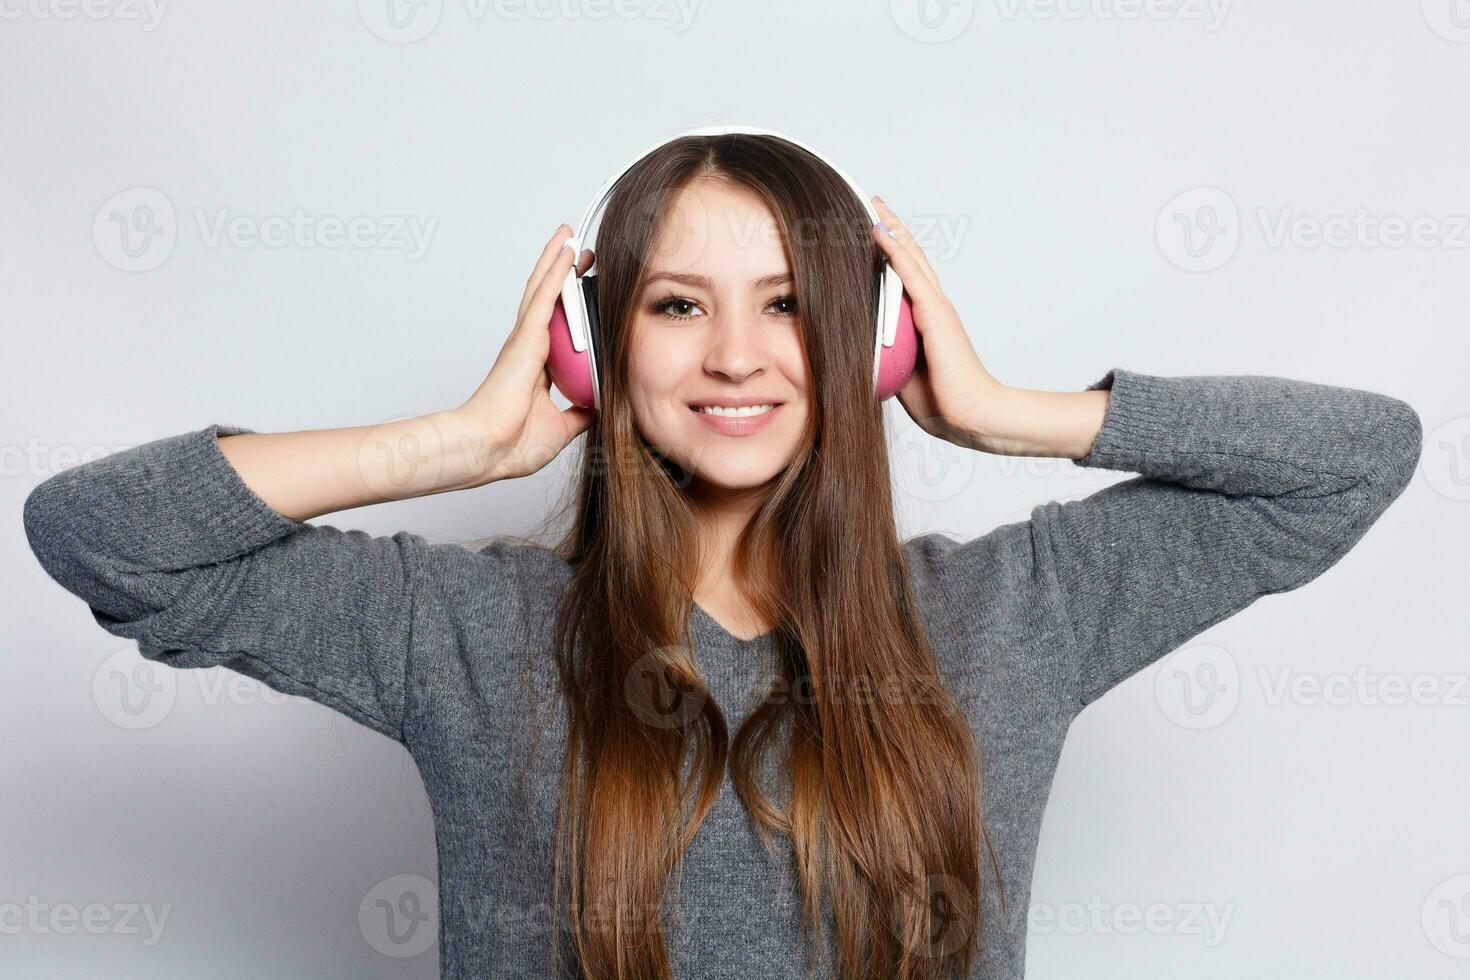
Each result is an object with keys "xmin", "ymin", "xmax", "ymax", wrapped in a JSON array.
[{"xmin": 547, "ymin": 125, "xmax": 918, "ymax": 410}]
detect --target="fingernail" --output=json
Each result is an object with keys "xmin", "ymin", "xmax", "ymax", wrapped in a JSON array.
[
  {"xmin": 874, "ymin": 195, "xmax": 887, "ymax": 207},
  {"xmin": 881, "ymin": 222, "xmax": 897, "ymax": 237}
]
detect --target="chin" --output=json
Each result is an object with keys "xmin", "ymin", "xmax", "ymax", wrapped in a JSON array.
[{"xmin": 688, "ymin": 455, "xmax": 790, "ymax": 491}]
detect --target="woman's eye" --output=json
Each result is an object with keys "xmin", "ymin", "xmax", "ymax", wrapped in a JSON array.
[
  {"xmin": 652, "ymin": 295, "xmax": 703, "ymax": 321},
  {"xmin": 768, "ymin": 295, "xmax": 798, "ymax": 317}
]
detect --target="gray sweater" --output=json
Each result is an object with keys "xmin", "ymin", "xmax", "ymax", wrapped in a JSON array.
[{"xmin": 22, "ymin": 368, "xmax": 1422, "ymax": 979}]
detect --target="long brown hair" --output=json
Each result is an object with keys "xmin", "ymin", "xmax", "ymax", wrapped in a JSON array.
[{"xmin": 538, "ymin": 133, "xmax": 1002, "ymax": 979}]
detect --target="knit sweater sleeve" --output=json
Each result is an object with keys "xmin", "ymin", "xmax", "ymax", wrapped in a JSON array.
[
  {"xmin": 22, "ymin": 423, "xmax": 432, "ymax": 746},
  {"xmin": 1026, "ymin": 368, "xmax": 1422, "ymax": 712}
]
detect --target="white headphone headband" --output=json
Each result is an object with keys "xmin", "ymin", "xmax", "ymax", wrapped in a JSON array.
[{"xmin": 567, "ymin": 125, "xmax": 883, "ymax": 254}]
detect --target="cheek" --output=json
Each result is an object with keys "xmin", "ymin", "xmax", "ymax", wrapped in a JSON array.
[
  {"xmin": 777, "ymin": 334, "xmax": 811, "ymax": 392},
  {"xmin": 625, "ymin": 329, "xmax": 689, "ymax": 423}
]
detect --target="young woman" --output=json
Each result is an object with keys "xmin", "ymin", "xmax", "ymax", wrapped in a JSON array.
[{"xmin": 24, "ymin": 132, "xmax": 1422, "ymax": 980}]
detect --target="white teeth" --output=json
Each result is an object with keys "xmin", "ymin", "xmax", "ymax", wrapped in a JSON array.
[{"xmin": 695, "ymin": 404, "xmax": 776, "ymax": 417}]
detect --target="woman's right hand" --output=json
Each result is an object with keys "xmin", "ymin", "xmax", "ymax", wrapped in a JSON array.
[{"xmin": 449, "ymin": 224, "xmax": 597, "ymax": 485}]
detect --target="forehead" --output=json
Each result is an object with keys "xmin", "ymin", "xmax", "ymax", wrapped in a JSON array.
[{"xmin": 646, "ymin": 179, "xmax": 790, "ymax": 283}]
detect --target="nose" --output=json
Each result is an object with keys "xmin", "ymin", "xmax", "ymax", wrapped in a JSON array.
[{"xmin": 701, "ymin": 306, "xmax": 769, "ymax": 384}]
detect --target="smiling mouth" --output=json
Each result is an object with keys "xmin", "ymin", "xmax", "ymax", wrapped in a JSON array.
[
  {"xmin": 689, "ymin": 404, "xmax": 780, "ymax": 417},
  {"xmin": 687, "ymin": 402, "xmax": 785, "ymax": 436}
]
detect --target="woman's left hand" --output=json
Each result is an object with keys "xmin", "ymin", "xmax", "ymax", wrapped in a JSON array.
[{"xmin": 869, "ymin": 197, "xmax": 1002, "ymax": 448}]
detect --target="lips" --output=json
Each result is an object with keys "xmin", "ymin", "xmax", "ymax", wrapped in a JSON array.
[{"xmin": 689, "ymin": 402, "xmax": 783, "ymax": 436}]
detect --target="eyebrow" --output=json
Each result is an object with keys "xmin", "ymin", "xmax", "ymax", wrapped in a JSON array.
[{"xmin": 643, "ymin": 271, "xmax": 792, "ymax": 290}]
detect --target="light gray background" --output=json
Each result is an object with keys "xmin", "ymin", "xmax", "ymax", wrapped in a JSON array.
[{"xmin": 4, "ymin": 1, "xmax": 1467, "ymax": 977}]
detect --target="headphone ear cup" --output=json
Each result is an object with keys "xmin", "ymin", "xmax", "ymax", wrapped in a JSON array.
[
  {"xmin": 581, "ymin": 276, "xmax": 601, "ymax": 358},
  {"xmin": 874, "ymin": 289, "xmax": 919, "ymax": 401},
  {"xmin": 547, "ymin": 288, "xmax": 598, "ymax": 410}
]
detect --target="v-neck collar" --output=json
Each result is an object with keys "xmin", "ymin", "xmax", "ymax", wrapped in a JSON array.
[{"xmin": 690, "ymin": 601, "xmax": 774, "ymax": 646}]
